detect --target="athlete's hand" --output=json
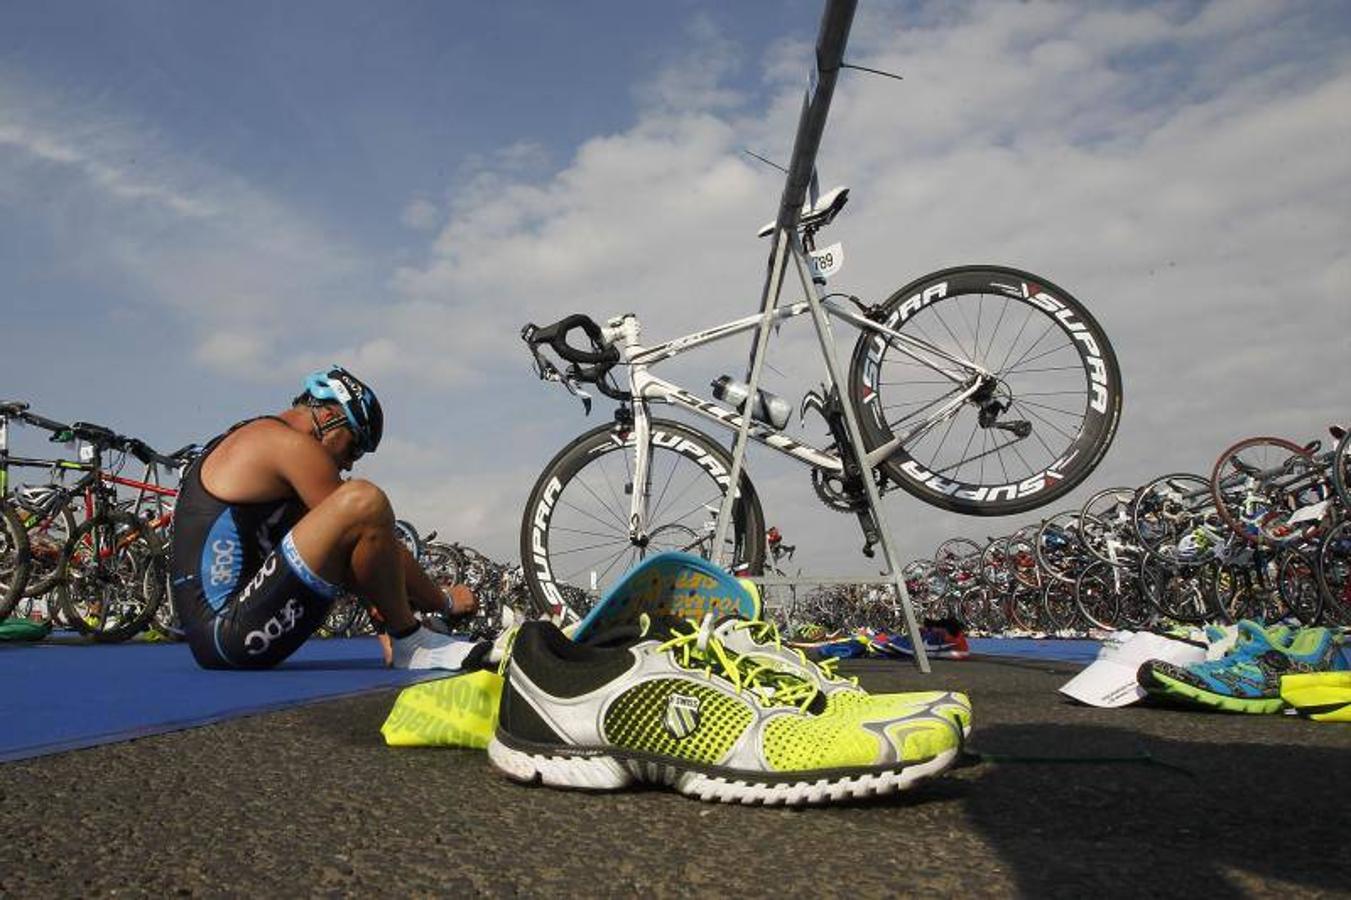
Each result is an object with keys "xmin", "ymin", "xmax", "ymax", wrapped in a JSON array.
[{"xmin": 446, "ymin": 583, "xmax": 477, "ymax": 616}]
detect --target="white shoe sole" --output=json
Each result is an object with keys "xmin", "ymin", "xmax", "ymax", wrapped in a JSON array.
[{"xmin": 486, "ymin": 737, "xmax": 960, "ymax": 806}]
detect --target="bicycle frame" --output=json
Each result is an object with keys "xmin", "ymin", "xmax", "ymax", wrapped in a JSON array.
[{"xmin": 608, "ymin": 295, "xmax": 994, "ymax": 544}]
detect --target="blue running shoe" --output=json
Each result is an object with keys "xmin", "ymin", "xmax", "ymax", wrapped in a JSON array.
[{"xmin": 1137, "ymin": 621, "xmax": 1343, "ymax": 714}]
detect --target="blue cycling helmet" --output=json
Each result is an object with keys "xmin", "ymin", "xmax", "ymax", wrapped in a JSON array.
[{"xmin": 299, "ymin": 365, "xmax": 383, "ymax": 455}]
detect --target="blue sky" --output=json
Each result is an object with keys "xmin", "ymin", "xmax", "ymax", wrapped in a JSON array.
[{"xmin": 2, "ymin": 1, "xmax": 1348, "ymax": 572}]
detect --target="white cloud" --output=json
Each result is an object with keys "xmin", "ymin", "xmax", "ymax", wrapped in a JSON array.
[
  {"xmin": 0, "ymin": 74, "xmax": 370, "ymax": 383},
  {"xmin": 401, "ymin": 197, "xmax": 440, "ymax": 230},
  {"xmin": 380, "ymin": 2, "xmax": 1349, "ymax": 567},
  {"xmin": 2, "ymin": 3, "xmax": 1347, "ymax": 572}
]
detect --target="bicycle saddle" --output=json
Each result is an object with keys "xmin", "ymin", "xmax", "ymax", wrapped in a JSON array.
[{"xmin": 756, "ymin": 185, "xmax": 849, "ymax": 237}]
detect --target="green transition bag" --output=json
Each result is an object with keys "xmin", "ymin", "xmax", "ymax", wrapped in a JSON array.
[
  {"xmin": 0, "ymin": 619, "xmax": 51, "ymax": 642},
  {"xmin": 381, "ymin": 670, "xmax": 504, "ymax": 749}
]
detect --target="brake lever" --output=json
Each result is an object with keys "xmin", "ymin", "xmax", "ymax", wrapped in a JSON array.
[
  {"xmin": 527, "ymin": 347, "xmax": 593, "ymax": 414},
  {"xmin": 561, "ymin": 366, "xmax": 593, "ymax": 416}
]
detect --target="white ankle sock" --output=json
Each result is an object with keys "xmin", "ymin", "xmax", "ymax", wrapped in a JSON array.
[{"xmin": 391, "ymin": 625, "xmax": 479, "ymax": 671}]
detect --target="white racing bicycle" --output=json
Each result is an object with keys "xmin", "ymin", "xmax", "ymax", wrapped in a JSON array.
[{"xmin": 519, "ymin": 185, "xmax": 1123, "ymax": 622}]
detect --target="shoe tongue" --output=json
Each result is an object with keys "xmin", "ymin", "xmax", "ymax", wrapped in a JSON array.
[
  {"xmin": 735, "ymin": 577, "xmax": 763, "ymax": 621},
  {"xmin": 1237, "ymin": 620, "xmax": 1273, "ymax": 647},
  {"xmin": 569, "ymin": 551, "xmax": 760, "ymax": 643},
  {"xmin": 635, "ymin": 612, "xmax": 696, "ymax": 642}
]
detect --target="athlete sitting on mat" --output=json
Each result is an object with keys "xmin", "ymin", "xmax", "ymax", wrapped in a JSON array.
[{"xmin": 169, "ymin": 365, "xmax": 480, "ymax": 671}]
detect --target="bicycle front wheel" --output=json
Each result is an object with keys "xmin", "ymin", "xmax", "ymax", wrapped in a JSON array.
[
  {"xmin": 848, "ymin": 266, "xmax": 1122, "ymax": 516},
  {"xmin": 0, "ymin": 501, "xmax": 31, "ymax": 619},
  {"xmin": 520, "ymin": 418, "xmax": 765, "ymax": 622}
]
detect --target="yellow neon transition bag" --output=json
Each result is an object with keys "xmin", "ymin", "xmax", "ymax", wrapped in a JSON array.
[
  {"xmin": 1280, "ymin": 672, "xmax": 1351, "ymax": 723},
  {"xmin": 381, "ymin": 669, "xmax": 504, "ymax": 748}
]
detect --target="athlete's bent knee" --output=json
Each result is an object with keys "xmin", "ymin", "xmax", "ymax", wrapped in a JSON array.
[{"xmin": 332, "ymin": 478, "xmax": 393, "ymax": 525}]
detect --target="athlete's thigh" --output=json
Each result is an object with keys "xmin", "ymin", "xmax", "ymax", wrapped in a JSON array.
[{"xmin": 287, "ymin": 479, "xmax": 390, "ymax": 584}]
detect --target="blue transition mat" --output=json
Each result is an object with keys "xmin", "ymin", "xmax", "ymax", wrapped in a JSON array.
[
  {"xmin": 0, "ymin": 637, "xmax": 441, "ymax": 763},
  {"xmin": 967, "ymin": 638, "xmax": 1104, "ymax": 663}
]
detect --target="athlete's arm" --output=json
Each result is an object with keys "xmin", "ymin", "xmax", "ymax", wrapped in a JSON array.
[{"xmin": 271, "ymin": 428, "xmax": 347, "ymax": 511}]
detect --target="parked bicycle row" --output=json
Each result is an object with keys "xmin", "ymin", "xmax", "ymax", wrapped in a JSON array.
[
  {"xmin": 770, "ymin": 425, "xmax": 1351, "ymax": 639},
  {"xmin": 0, "ymin": 400, "xmax": 196, "ymax": 641}
]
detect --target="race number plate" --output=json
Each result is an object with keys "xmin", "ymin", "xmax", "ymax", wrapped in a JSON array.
[
  {"xmin": 808, "ymin": 242, "xmax": 843, "ymax": 281},
  {"xmin": 79, "ymin": 442, "xmax": 95, "ymax": 462},
  {"xmin": 0, "ymin": 418, "xmax": 7, "ymax": 447}
]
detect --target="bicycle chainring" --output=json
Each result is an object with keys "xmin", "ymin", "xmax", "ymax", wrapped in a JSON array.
[{"xmin": 811, "ymin": 467, "xmax": 868, "ymax": 513}]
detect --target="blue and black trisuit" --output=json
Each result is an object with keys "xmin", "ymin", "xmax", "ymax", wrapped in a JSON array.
[{"xmin": 170, "ymin": 417, "xmax": 342, "ymax": 669}]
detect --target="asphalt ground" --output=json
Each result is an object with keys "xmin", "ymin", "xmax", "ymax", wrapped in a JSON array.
[{"xmin": 1, "ymin": 654, "xmax": 1347, "ymax": 898}]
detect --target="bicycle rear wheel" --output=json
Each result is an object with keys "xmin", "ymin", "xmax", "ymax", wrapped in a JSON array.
[
  {"xmin": 848, "ymin": 265, "xmax": 1122, "ymax": 516},
  {"xmin": 520, "ymin": 418, "xmax": 765, "ymax": 623}
]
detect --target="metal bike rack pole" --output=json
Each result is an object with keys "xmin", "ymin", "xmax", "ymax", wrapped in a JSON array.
[{"xmin": 711, "ymin": 0, "xmax": 930, "ymax": 672}]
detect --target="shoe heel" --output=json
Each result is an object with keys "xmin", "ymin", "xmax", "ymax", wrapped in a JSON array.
[{"xmin": 487, "ymin": 738, "xmax": 632, "ymax": 791}]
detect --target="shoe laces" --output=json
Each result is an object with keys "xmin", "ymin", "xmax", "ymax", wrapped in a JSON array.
[
  {"xmin": 726, "ymin": 617, "xmax": 858, "ymax": 688},
  {"xmin": 653, "ymin": 615, "xmax": 820, "ymax": 711}
]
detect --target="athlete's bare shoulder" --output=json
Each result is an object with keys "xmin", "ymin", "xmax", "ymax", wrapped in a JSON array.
[{"xmin": 201, "ymin": 416, "xmax": 328, "ymax": 504}]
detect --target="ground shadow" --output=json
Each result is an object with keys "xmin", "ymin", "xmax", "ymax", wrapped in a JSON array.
[{"xmin": 961, "ymin": 722, "xmax": 1348, "ymax": 896}]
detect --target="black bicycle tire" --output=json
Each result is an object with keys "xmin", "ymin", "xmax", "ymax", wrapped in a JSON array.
[
  {"xmin": 1073, "ymin": 559, "xmax": 1124, "ymax": 632},
  {"xmin": 1040, "ymin": 579, "xmax": 1078, "ymax": 632},
  {"xmin": 58, "ymin": 512, "xmax": 164, "ymax": 642},
  {"xmin": 1275, "ymin": 547, "xmax": 1323, "ymax": 625},
  {"xmin": 1079, "ymin": 486, "xmax": 1139, "ymax": 567},
  {"xmin": 1034, "ymin": 510, "xmax": 1088, "ymax": 584},
  {"xmin": 847, "ymin": 265, "xmax": 1123, "ymax": 516},
  {"xmin": 21, "ymin": 501, "xmax": 79, "ymax": 598},
  {"xmin": 519, "ymin": 417, "xmax": 765, "ymax": 623},
  {"xmin": 0, "ymin": 501, "xmax": 31, "ymax": 619},
  {"xmin": 1332, "ymin": 429, "xmax": 1351, "ymax": 512},
  {"xmin": 1315, "ymin": 520, "xmax": 1351, "ymax": 626},
  {"xmin": 394, "ymin": 519, "xmax": 424, "ymax": 564}
]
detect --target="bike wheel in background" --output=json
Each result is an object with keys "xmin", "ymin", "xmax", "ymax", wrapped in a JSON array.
[
  {"xmin": 147, "ymin": 561, "xmax": 185, "ymax": 641},
  {"xmin": 1041, "ymin": 579, "xmax": 1079, "ymax": 633},
  {"xmin": 1140, "ymin": 559, "xmax": 1214, "ymax": 624},
  {"xmin": 1209, "ymin": 436, "xmax": 1313, "ymax": 545},
  {"xmin": 848, "ymin": 266, "xmax": 1123, "ymax": 516},
  {"xmin": 20, "ymin": 500, "xmax": 78, "ymax": 598},
  {"xmin": 1333, "ymin": 429, "xmax": 1351, "ymax": 512},
  {"xmin": 1073, "ymin": 560, "xmax": 1130, "ymax": 632},
  {"xmin": 1079, "ymin": 487, "xmax": 1138, "ymax": 566},
  {"xmin": 1275, "ymin": 547, "xmax": 1323, "ymax": 625},
  {"xmin": 0, "ymin": 502, "xmax": 31, "ymax": 619},
  {"xmin": 520, "ymin": 418, "xmax": 765, "ymax": 623},
  {"xmin": 394, "ymin": 519, "xmax": 423, "ymax": 564},
  {"xmin": 316, "ymin": 593, "xmax": 361, "ymax": 638},
  {"xmin": 58, "ymin": 512, "xmax": 163, "ymax": 642},
  {"xmin": 1131, "ymin": 473, "xmax": 1222, "ymax": 564},
  {"xmin": 1035, "ymin": 510, "xmax": 1087, "ymax": 584},
  {"xmin": 1316, "ymin": 520, "xmax": 1351, "ymax": 626}
]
